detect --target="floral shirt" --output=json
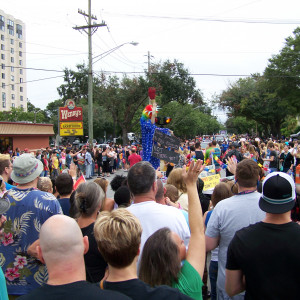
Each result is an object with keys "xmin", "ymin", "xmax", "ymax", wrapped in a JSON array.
[{"xmin": 0, "ymin": 187, "xmax": 62, "ymax": 296}]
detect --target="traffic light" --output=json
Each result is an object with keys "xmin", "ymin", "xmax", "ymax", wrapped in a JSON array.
[
  {"xmin": 155, "ymin": 117, "xmax": 172, "ymax": 126},
  {"xmin": 164, "ymin": 117, "xmax": 172, "ymax": 124}
]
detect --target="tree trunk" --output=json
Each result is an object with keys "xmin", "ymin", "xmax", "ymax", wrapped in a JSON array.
[{"xmin": 122, "ymin": 127, "xmax": 128, "ymax": 145}]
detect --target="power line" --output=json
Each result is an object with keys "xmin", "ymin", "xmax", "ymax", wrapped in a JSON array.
[
  {"xmin": 104, "ymin": 12, "xmax": 300, "ymax": 25},
  {"xmin": 3, "ymin": 75, "xmax": 64, "ymax": 87}
]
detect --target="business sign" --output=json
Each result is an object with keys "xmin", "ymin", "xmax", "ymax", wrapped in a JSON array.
[
  {"xmin": 201, "ymin": 174, "xmax": 221, "ymax": 191},
  {"xmin": 60, "ymin": 128, "xmax": 84, "ymax": 136},
  {"xmin": 59, "ymin": 107, "xmax": 83, "ymax": 122},
  {"xmin": 59, "ymin": 99, "xmax": 83, "ymax": 136},
  {"xmin": 60, "ymin": 122, "xmax": 83, "ymax": 130}
]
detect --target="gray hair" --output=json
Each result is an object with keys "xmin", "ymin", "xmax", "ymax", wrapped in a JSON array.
[{"xmin": 74, "ymin": 181, "xmax": 105, "ymax": 217}]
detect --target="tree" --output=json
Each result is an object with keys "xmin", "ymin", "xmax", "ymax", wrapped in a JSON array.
[
  {"xmin": 57, "ymin": 60, "xmax": 204, "ymax": 144},
  {"xmin": 218, "ymin": 75, "xmax": 288, "ymax": 136},
  {"xmin": 264, "ymin": 27, "xmax": 300, "ymax": 115},
  {"xmin": 0, "ymin": 107, "xmax": 46, "ymax": 123},
  {"xmin": 158, "ymin": 101, "xmax": 221, "ymax": 138},
  {"xmin": 149, "ymin": 59, "xmax": 204, "ymax": 106}
]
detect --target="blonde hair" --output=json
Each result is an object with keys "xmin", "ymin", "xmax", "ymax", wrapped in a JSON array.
[
  {"xmin": 94, "ymin": 177, "xmax": 109, "ymax": 194},
  {"xmin": 167, "ymin": 168, "xmax": 187, "ymax": 193},
  {"xmin": 94, "ymin": 208, "xmax": 142, "ymax": 268},
  {"xmin": 37, "ymin": 177, "xmax": 53, "ymax": 193}
]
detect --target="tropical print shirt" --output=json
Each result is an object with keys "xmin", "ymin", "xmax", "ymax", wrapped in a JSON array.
[{"xmin": 0, "ymin": 187, "xmax": 62, "ymax": 296}]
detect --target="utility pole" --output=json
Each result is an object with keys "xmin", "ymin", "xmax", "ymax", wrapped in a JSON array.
[{"xmin": 73, "ymin": 0, "xmax": 106, "ymax": 147}]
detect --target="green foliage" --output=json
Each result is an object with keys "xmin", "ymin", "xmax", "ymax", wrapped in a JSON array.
[
  {"xmin": 0, "ymin": 107, "xmax": 46, "ymax": 123},
  {"xmin": 280, "ymin": 117, "xmax": 298, "ymax": 137},
  {"xmin": 149, "ymin": 59, "xmax": 204, "ymax": 106},
  {"xmin": 225, "ymin": 116, "xmax": 257, "ymax": 135},
  {"xmin": 158, "ymin": 102, "xmax": 221, "ymax": 138},
  {"xmin": 264, "ymin": 27, "xmax": 300, "ymax": 115}
]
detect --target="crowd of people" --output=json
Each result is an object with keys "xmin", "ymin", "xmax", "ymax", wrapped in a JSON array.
[{"xmin": 0, "ymin": 134, "xmax": 299, "ymax": 300}]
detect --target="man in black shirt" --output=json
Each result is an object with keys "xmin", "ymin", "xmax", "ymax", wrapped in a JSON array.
[
  {"xmin": 225, "ymin": 172, "xmax": 300, "ymax": 300},
  {"xmin": 19, "ymin": 215, "xmax": 129, "ymax": 300},
  {"xmin": 263, "ymin": 142, "xmax": 278, "ymax": 172}
]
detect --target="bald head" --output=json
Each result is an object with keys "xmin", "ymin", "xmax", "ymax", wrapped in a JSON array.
[{"xmin": 39, "ymin": 215, "xmax": 85, "ymax": 265}]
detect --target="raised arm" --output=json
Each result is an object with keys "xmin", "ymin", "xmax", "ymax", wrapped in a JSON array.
[{"xmin": 182, "ymin": 160, "xmax": 205, "ymax": 278}]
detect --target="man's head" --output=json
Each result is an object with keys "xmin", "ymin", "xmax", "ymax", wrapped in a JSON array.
[
  {"xmin": 37, "ymin": 215, "xmax": 88, "ymax": 268},
  {"xmin": 235, "ymin": 159, "xmax": 260, "ymax": 188},
  {"xmin": 195, "ymin": 142, "xmax": 200, "ymax": 149},
  {"xmin": 127, "ymin": 161, "xmax": 156, "ymax": 196},
  {"xmin": 55, "ymin": 173, "xmax": 73, "ymax": 197},
  {"xmin": 259, "ymin": 172, "xmax": 296, "ymax": 214},
  {"xmin": 155, "ymin": 179, "xmax": 165, "ymax": 204},
  {"xmin": 0, "ymin": 154, "xmax": 12, "ymax": 180},
  {"xmin": 94, "ymin": 208, "xmax": 142, "ymax": 268},
  {"xmin": 11, "ymin": 153, "xmax": 43, "ymax": 185},
  {"xmin": 37, "ymin": 177, "xmax": 53, "ymax": 193}
]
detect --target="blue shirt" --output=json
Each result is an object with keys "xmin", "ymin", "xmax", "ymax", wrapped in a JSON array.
[
  {"xmin": 4, "ymin": 182, "xmax": 14, "ymax": 191},
  {"xmin": 0, "ymin": 188, "xmax": 62, "ymax": 296},
  {"xmin": 58, "ymin": 197, "xmax": 70, "ymax": 216}
]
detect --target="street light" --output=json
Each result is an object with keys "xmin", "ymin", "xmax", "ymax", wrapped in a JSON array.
[
  {"xmin": 93, "ymin": 42, "xmax": 138, "ymax": 64},
  {"xmin": 88, "ymin": 41, "xmax": 138, "ymax": 147}
]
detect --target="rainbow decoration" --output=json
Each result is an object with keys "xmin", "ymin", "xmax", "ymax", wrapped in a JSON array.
[{"xmin": 141, "ymin": 104, "xmax": 159, "ymax": 121}]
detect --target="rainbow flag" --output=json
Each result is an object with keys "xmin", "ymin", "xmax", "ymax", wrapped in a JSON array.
[{"xmin": 74, "ymin": 175, "xmax": 86, "ymax": 190}]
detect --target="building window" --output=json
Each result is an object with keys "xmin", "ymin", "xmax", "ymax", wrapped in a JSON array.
[
  {"xmin": 1, "ymin": 63, "xmax": 4, "ymax": 70},
  {"xmin": 16, "ymin": 24, "xmax": 22, "ymax": 39},
  {"xmin": 19, "ymin": 51, "xmax": 22, "ymax": 57},
  {"xmin": 2, "ymin": 92, "xmax": 6, "ymax": 108},
  {"xmin": 20, "ymin": 104, "xmax": 23, "ymax": 109},
  {"xmin": 7, "ymin": 20, "xmax": 14, "ymax": 36},
  {"xmin": 11, "ymin": 66, "xmax": 14, "ymax": 72},
  {"xmin": 0, "ymin": 35, "xmax": 4, "ymax": 41},
  {"xmin": 11, "ymin": 103, "xmax": 15, "ymax": 108},
  {"xmin": 1, "ymin": 44, "xmax": 4, "ymax": 50},
  {"xmin": 20, "ymin": 95, "xmax": 23, "ymax": 101},
  {"xmin": 19, "ymin": 60, "xmax": 22, "ymax": 66},
  {"xmin": 11, "ymin": 85, "xmax": 14, "ymax": 91},
  {"xmin": 20, "ymin": 68, "xmax": 23, "ymax": 74},
  {"xmin": 10, "ymin": 39, "xmax": 13, "ymax": 45},
  {"xmin": 0, "ymin": 16, "xmax": 4, "ymax": 31},
  {"xmin": 12, "ymin": 94, "xmax": 15, "ymax": 100},
  {"xmin": 1, "ymin": 83, "xmax": 4, "ymax": 88},
  {"xmin": 11, "ymin": 75, "xmax": 14, "ymax": 81},
  {"xmin": 10, "ymin": 48, "xmax": 14, "ymax": 54},
  {"xmin": 11, "ymin": 57, "xmax": 14, "ymax": 63},
  {"xmin": 1, "ymin": 54, "xmax": 4, "ymax": 60},
  {"xmin": 20, "ymin": 86, "xmax": 23, "ymax": 92},
  {"xmin": 1, "ymin": 73, "xmax": 5, "ymax": 79},
  {"xmin": 20, "ymin": 78, "xmax": 23, "ymax": 83},
  {"xmin": 19, "ymin": 42, "xmax": 22, "ymax": 48}
]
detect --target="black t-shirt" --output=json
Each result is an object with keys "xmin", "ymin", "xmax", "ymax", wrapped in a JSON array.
[
  {"xmin": 280, "ymin": 152, "xmax": 294, "ymax": 169},
  {"xmin": 103, "ymin": 278, "xmax": 193, "ymax": 300},
  {"xmin": 81, "ymin": 223, "xmax": 108, "ymax": 283},
  {"xmin": 269, "ymin": 150, "xmax": 277, "ymax": 169},
  {"xmin": 58, "ymin": 197, "xmax": 71, "ymax": 216},
  {"xmin": 18, "ymin": 280, "xmax": 130, "ymax": 300},
  {"xmin": 227, "ymin": 221, "xmax": 300, "ymax": 300}
]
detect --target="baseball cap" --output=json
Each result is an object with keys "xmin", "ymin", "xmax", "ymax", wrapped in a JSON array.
[{"xmin": 259, "ymin": 172, "xmax": 296, "ymax": 214}]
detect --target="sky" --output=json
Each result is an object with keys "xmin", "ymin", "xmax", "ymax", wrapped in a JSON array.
[{"xmin": 2, "ymin": 0, "xmax": 300, "ymax": 123}]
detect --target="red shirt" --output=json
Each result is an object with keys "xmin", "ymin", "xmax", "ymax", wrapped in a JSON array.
[{"xmin": 128, "ymin": 153, "xmax": 142, "ymax": 167}]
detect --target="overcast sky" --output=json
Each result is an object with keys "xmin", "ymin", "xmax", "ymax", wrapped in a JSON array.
[{"xmin": 2, "ymin": 0, "xmax": 300, "ymax": 122}]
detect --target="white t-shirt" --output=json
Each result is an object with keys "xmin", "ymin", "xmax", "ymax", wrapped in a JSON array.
[
  {"xmin": 205, "ymin": 192, "xmax": 265, "ymax": 292},
  {"xmin": 127, "ymin": 201, "xmax": 190, "ymax": 267}
]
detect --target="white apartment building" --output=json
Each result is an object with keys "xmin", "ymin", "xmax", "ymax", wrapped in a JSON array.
[{"xmin": 0, "ymin": 9, "xmax": 27, "ymax": 112}]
